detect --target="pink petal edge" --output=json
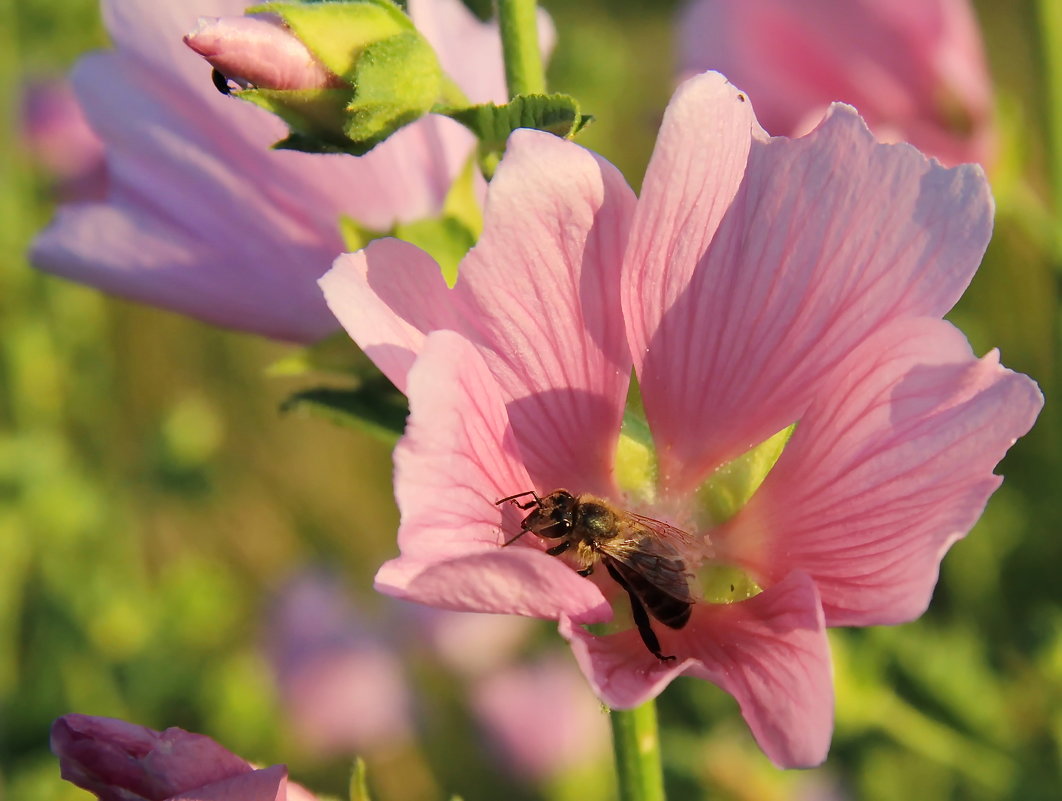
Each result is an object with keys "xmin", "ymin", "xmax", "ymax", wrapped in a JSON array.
[
  {"xmin": 561, "ymin": 570, "xmax": 833, "ymax": 768},
  {"xmin": 717, "ymin": 317, "xmax": 1043, "ymax": 626}
]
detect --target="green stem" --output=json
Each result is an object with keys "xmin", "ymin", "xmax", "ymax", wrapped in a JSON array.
[
  {"xmin": 1036, "ymin": 0, "xmax": 1062, "ymax": 247},
  {"xmin": 496, "ymin": 0, "xmax": 545, "ymax": 99},
  {"xmin": 610, "ymin": 702, "xmax": 666, "ymax": 801}
]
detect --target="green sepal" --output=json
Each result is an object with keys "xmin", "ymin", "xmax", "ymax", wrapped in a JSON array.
[
  {"xmin": 280, "ymin": 384, "xmax": 407, "ymax": 444},
  {"xmin": 243, "ymin": 1, "xmax": 445, "ymax": 155},
  {"xmin": 613, "ymin": 373, "xmax": 657, "ymax": 507},
  {"xmin": 249, "ymin": 1, "xmax": 411, "ymax": 79},
  {"xmin": 240, "ymin": 87, "xmax": 352, "ymax": 150},
  {"xmin": 335, "ymin": 158, "xmax": 482, "ymax": 284},
  {"xmin": 695, "ymin": 424, "xmax": 795, "ymax": 526},
  {"xmin": 696, "ymin": 563, "xmax": 763, "ymax": 604},
  {"xmin": 393, "ymin": 217, "xmax": 474, "ymax": 287},
  {"xmin": 440, "ymin": 93, "xmax": 593, "ymax": 177},
  {"xmin": 342, "ymin": 31, "xmax": 444, "ymax": 153}
]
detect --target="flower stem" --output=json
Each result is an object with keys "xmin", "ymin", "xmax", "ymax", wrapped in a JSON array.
[
  {"xmin": 496, "ymin": 0, "xmax": 545, "ymax": 99},
  {"xmin": 610, "ymin": 702, "xmax": 667, "ymax": 801},
  {"xmin": 1036, "ymin": 0, "xmax": 1062, "ymax": 251}
]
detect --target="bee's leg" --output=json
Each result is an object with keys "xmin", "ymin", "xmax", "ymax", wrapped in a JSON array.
[
  {"xmin": 577, "ymin": 564, "xmax": 594, "ymax": 577},
  {"xmin": 495, "ymin": 490, "xmax": 541, "ymax": 509},
  {"xmin": 546, "ymin": 540, "xmax": 572, "ymax": 556},
  {"xmin": 604, "ymin": 563, "xmax": 676, "ymax": 662}
]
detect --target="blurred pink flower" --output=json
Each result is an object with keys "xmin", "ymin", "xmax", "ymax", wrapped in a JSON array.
[
  {"xmin": 471, "ymin": 653, "xmax": 609, "ymax": 781},
  {"xmin": 679, "ymin": 0, "xmax": 995, "ymax": 167},
  {"xmin": 264, "ymin": 571, "xmax": 413, "ymax": 756},
  {"xmin": 406, "ymin": 606, "xmax": 537, "ymax": 677},
  {"xmin": 51, "ymin": 714, "xmax": 317, "ymax": 801},
  {"xmin": 320, "ymin": 72, "xmax": 1041, "ymax": 767},
  {"xmin": 30, "ymin": 0, "xmax": 524, "ymax": 342},
  {"xmin": 20, "ymin": 79, "xmax": 106, "ymax": 202}
]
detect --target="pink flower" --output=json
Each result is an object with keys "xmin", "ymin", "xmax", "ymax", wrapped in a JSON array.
[
  {"xmin": 29, "ymin": 0, "xmax": 522, "ymax": 342},
  {"xmin": 471, "ymin": 653, "xmax": 610, "ymax": 781},
  {"xmin": 51, "ymin": 714, "xmax": 318, "ymax": 801},
  {"xmin": 20, "ymin": 78, "xmax": 106, "ymax": 202},
  {"xmin": 319, "ymin": 72, "xmax": 1042, "ymax": 767},
  {"xmin": 263, "ymin": 571, "xmax": 413, "ymax": 756},
  {"xmin": 679, "ymin": 0, "xmax": 995, "ymax": 167}
]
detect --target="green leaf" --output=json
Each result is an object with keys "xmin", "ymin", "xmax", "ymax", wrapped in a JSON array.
[
  {"xmin": 349, "ymin": 757, "xmax": 372, "ymax": 801},
  {"xmin": 441, "ymin": 93, "xmax": 592, "ymax": 177},
  {"xmin": 265, "ymin": 331, "xmax": 378, "ymax": 378},
  {"xmin": 695, "ymin": 424, "xmax": 794, "ymax": 526},
  {"xmin": 280, "ymin": 384, "xmax": 407, "ymax": 443}
]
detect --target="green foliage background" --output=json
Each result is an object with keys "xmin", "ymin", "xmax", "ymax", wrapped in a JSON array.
[{"xmin": 1, "ymin": 1, "xmax": 1059, "ymax": 800}]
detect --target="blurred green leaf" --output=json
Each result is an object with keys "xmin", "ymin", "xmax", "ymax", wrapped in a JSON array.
[
  {"xmin": 280, "ymin": 385, "xmax": 407, "ymax": 443},
  {"xmin": 350, "ymin": 757, "xmax": 372, "ymax": 801}
]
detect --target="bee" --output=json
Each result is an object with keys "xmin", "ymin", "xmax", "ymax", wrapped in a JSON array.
[{"xmin": 496, "ymin": 489, "xmax": 698, "ymax": 662}]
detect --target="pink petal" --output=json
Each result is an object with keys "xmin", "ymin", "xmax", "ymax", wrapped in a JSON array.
[
  {"xmin": 51, "ymin": 714, "xmax": 253, "ymax": 801},
  {"xmin": 320, "ymin": 239, "xmax": 464, "ymax": 392},
  {"xmin": 170, "ymin": 765, "xmax": 288, "ymax": 801},
  {"xmin": 630, "ymin": 88, "xmax": 993, "ymax": 493},
  {"xmin": 718, "ymin": 318, "xmax": 1043, "ymax": 626},
  {"xmin": 562, "ymin": 571, "xmax": 832, "ymax": 768},
  {"xmin": 323, "ymin": 129, "xmax": 636, "ymax": 492},
  {"xmin": 623, "ymin": 72, "xmax": 755, "ymax": 417},
  {"xmin": 183, "ymin": 14, "xmax": 342, "ymax": 91},
  {"xmin": 376, "ymin": 330, "xmax": 612, "ymax": 624}
]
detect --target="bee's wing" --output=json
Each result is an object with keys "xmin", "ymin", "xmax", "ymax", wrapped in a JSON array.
[
  {"xmin": 604, "ymin": 533, "xmax": 698, "ymax": 605},
  {"xmin": 625, "ymin": 511, "xmax": 702, "ymax": 554}
]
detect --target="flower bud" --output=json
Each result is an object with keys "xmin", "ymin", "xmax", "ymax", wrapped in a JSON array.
[
  {"xmin": 184, "ymin": 13, "xmax": 344, "ymax": 92},
  {"xmin": 183, "ymin": 0, "xmax": 450, "ymax": 155},
  {"xmin": 51, "ymin": 714, "xmax": 317, "ymax": 801}
]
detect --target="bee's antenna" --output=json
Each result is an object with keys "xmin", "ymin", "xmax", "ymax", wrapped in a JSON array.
[{"xmin": 502, "ymin": 530, "xmax": 530, "ymax": 547}]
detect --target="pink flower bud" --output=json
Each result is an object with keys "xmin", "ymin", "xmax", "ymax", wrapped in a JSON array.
[
  {"xmin": 183, "ymin": 14, "xmax": 344, "ymax": 91},
  {"xmin": 51, "ymin": 714, "xmax": 316, "ymax": 801}
]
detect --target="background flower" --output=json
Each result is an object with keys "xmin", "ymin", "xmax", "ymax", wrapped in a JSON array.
[
  {"xmin": 29, "ymin": 0, "xmax": 523, "ymax": 342},
  {"xmin": 19, "ymin": 77, "xmax": 106, "ymax": 202},
  {"xmin": 678, "ymin": 0, "xmax": 995, "ymax": 167}
]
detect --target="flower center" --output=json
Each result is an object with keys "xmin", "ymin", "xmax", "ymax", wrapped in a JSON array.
[{"xmin": 612, "ymin": 374, "xmax": 793, "ymax": 604}]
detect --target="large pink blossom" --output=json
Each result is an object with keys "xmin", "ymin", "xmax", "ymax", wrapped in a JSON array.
[
  {"xmin": 319, "ymin": 72, "xmax": 1042, "ymax": 767},
  {"xmin": 51, "ymin": 714, "xmax": 317, "ymax": 801},
  {"xmin": 679, "ymin": 0, "xmax": 995, "ymax": 168},
  {"xmin": 29, "ymin": 0, "xmax": 521, "ymax": 342}
]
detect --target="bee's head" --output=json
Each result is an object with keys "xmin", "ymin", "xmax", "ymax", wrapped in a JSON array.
[{"xmin": 522, "ymin": 489, "xmax": 576, "ymax": 539}]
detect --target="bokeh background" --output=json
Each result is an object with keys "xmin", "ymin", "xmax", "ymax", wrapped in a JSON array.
[{"xmin": 2, "ymin": 0, "xmax": 1059, "ymax": 800}]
